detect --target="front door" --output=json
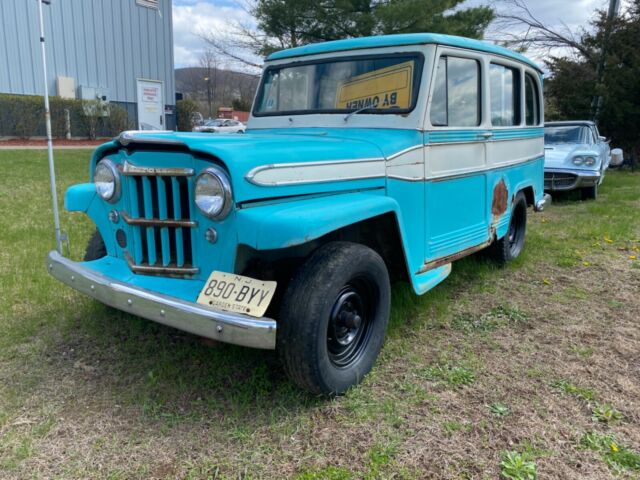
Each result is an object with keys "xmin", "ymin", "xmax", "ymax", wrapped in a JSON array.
[{"xmin": 136, "ymin": 79, "xmax": 164, "ymax": 130}]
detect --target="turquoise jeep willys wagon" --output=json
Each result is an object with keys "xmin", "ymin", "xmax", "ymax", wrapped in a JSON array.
[{"xmin": 48, "ymin": 33, "xmax": 549, "ymax": 395}]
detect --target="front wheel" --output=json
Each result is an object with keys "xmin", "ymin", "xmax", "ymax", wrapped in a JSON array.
[
  {"xmin": 84, "ymin": 230, "xmax": 106, "ymax": 261},
  {"xmin": 278, "ymin": 242, "xmax": 391, "ymax": 395},
  {"xmin": 486, "ymin": 191, "xmax": 527, "ymax": 265}
]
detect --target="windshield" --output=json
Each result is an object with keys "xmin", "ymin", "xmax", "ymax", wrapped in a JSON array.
[
  {"xmin": 545, "ymin": 126, "xmax": 592, "ymax": 144},
  {"xmin": 254, "ymin": 54, "xmax": 423, "ymax": 116}
]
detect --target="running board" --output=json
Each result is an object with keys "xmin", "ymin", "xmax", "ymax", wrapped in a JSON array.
[{"xmin": 413, "ymin": 263, "xmax": 452, "ymax": 295}]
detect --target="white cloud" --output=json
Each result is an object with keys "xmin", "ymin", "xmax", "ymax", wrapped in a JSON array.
[{"xmin": 172, "ymin": 1, "xmax": 255, "ymax": 67}]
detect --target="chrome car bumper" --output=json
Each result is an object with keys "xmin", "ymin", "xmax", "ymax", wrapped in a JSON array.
[
  {"xmin": 534, "ymin": 193, "xmax": 552, "ymax": 212},
  {"xmin": 544, "ymin": 169, "xmax": 601, "ymax": 191},
  {"xmin": 46, "ymin": 251, "xmax": 277, "ymax": 349}
]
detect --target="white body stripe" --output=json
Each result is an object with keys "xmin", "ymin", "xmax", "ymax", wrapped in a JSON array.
[
  {"xmin": 246, "ymin": 158, "xmax": 385, "ymax": 186},
  {"xmin": 245, "ymin": 137, "xmax": 543, "ymax": 186},
  {"xmin": 426, "ymin": 142, "xmax": 485, "ymax": 179},
  {"xmin": 487, "ymin": 137, "xmax": 543, "ymax": 168}
]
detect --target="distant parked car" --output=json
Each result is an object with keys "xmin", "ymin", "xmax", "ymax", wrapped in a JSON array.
[
  {"xmin": 193, "ymin": 118, "xmax": 245, "ymax": 134},
  {"xmin": 544, "ymin": 121, "xmax": 612, "ymax": 200}
]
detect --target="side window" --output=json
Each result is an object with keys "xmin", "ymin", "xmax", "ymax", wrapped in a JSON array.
[
  {"xmin": 490, "ymin": 63, "xmax": 520, "ymax": 126},
  {"xmin": 430, "ymin": 56, "xmax": 481, "ymax": 127},
  {"xmin": 524, "ymin": 73, "xmax": 540, "ymax": 126}
]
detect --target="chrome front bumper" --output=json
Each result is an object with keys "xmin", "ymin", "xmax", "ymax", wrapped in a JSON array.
[
  {"xmin": 544, "ymin": 169, "xmax": 601, "ymax": 191},
  {"xmin": 46, "ymin": 251, "xmax": 277, "ymax": 349}
]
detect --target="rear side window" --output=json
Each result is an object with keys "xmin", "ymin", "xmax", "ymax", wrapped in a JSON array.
[
  {"xmin": 490, "ymin": 63, "xmax": 520, "ymax": 126},
  {"xmin": 524, "ymin": 73, "xmax": 541, "ymax": 126},
  {"xmin": 430, "ymin": 56, "xmax": 481, "ymax": 127}
]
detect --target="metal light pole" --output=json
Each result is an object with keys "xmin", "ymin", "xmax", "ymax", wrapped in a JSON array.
[
  {"xmin": 37, "ymin": 0, "xmax": 64, "ymax": 254},
  {"xmin": 591, "ymin": 0, "xmax": 621, "ymax": 121}
]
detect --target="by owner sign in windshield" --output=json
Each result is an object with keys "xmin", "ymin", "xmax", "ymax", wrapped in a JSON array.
[{"xmin": 335, "ymin": 61, "xmax": 413, "ymax": 110}]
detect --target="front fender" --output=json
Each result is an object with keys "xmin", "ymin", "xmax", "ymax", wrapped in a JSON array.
[{"xmin": 235, "ymin": 191, "xmax": 400, "ymax": 250}]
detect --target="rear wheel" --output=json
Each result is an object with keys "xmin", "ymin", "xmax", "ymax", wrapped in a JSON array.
[
  {"xmin": 581, "ymin": 184, "xmax": 598, "ymax": 201},
  {"xmin": 278, "ymin": 242, "xmax": 391, "ymax": 395},
  {"xmin": 84, "ymin": 230, "xmax": 106, "ymax": 261},
  {"xmin": 486, "ymin": 191, "xmax": 527, "ymax": 265}
]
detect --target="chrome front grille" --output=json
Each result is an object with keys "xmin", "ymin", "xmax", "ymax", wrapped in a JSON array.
[
  {"xmin": 544, "ymin": 172, "xmax": 577, "ymax": 190},
  {"xmin": 121, "ymin": 163, "xmax": 199, "ymax": 276}
]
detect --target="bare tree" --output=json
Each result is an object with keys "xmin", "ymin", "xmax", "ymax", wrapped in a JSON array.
[
  {"xmin": 491, "ymin": 0, "xmax": 594, "ymax": 61},
  {"xmin": 200, "ymin": 29, "xmax": 265, "ymax": 72},
  {"xmin": 199, "ymin": 49, "xmax": 220, "ymax": 118},
  {"xmin": 198, "ymin": 0, "xmax": 265, "ymax": 72}
]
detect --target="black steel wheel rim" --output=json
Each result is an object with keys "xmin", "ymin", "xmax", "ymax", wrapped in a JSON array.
[{"xmin": 327, "ymin": 278, "xmax": 374, "ymax": 368}]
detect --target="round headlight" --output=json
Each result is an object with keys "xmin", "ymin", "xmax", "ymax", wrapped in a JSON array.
[
  {"xmin": 584, "ymin": 156, "xmax": 596, "ymax": 166},
  {"xmin": 572, "ymin": 156, "xmax": 585, "ymax": 166},
  {"xmin": 94, "ymin": 159, "xmax": 120, "ymax": 203},
  {"xmin": 194, "ymin": 167, "xmax": 232, "ymax": 219}
]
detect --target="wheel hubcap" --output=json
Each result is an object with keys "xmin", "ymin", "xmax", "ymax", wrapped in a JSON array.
[{"xmin": 327, "ymin": 283, "xmax": 371, "ymax": 368}]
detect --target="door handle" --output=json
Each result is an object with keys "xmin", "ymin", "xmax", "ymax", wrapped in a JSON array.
[{"xmin": 478, "ymin": 132, "xmax": 493, "ymax": 139}]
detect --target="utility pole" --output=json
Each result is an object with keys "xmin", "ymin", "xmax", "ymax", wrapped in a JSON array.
[{"xmin": 591, "ymin": 0, "xmax": 621, "ymax": 121}]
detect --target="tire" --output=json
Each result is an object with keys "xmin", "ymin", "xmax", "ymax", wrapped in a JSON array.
[
  {"xmin": 486, "ymin": 191, "xmax": 527, "ymax": 265},
  {"xmin": 278, "ymin": 242, "xmax": 391, "ymax": 395},
  {"xmin": 580, "ymin": 184, "xmax": 598, "ymax": 201},
  {"xmin": 83, "ymin": 230, "xmax": 107, "ymax": 261}
]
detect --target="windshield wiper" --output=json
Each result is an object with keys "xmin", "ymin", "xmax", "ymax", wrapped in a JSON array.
[{"xmin": 343, "ymin": 106, "xmax": 376, "ymax": 123}]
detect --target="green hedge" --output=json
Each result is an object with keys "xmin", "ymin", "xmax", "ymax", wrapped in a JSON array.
[{"xmin": 0, "ymin": 94, "xmax": 133, "ymax": 139}]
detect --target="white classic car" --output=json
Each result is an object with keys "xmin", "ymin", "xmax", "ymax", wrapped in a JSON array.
[
  {"xmin": 543, "ymin": 121, "xmax": 613, "ymax": 200},
  {"xmin": 193, "ymin": 118, "xmax": 246, "ymax": 134}
]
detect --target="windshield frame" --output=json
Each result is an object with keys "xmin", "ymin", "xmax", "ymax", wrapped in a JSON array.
[{"xmin": 252, "ymin": 52, "xmax": 425, "ymax": 118}]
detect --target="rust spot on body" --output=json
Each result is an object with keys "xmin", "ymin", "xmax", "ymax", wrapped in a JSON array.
[{"xmin": 491, "ymin": 179, "xmax": 508, "ymax": 217}]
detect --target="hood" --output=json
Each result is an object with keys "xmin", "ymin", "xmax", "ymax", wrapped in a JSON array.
[
  {"xmin": 544, "ymin": 143, "xmax": 600, "ymax": 169},
  {"xmin": 100, "ymin": 129, "xmax": 422, "ymax": 203}
]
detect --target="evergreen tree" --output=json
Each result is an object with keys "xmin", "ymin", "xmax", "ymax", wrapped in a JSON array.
[
  {"xmin": 546, "ymin": 0, "xmax": 640, "ymax": 156},
  {"xmin": 252, "ymin": 0, "xmax": 494, "ymax": 56}
]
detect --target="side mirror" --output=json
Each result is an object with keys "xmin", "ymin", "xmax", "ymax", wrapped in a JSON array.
[
  {"xmin": 611, "ymin": 148, "xmax": 624, "ymax": 166},
  {"xmin": 599, "ymin": 135, "xmax": 611, "ymax": 144}
]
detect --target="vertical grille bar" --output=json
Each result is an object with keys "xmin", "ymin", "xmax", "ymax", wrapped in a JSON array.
[
  {"xmin": 187, "ymin": 178, "xmax": 197, "ymax": 264},
  {"xmin": 156, "ymin": 177, "xmax": 171, "ymax": 266},
  {"xmin": 127, "ymin": 177, "xmax": 143, "ymax": 264},
  {"xmin": 171, "ymin": 177, "xmax": 185, "ymax": 267},
  {"xmin": 141, "ymin": 176, "xmax": 157, "ymax": 265}
]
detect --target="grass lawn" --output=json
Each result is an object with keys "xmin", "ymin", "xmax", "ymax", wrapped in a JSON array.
[{"xmin": 1, "ymin": 149, "xmax": 639, "ymax": 479}]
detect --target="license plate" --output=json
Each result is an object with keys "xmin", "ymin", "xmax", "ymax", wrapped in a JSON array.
[{"xmin": 196, "ymin": 271, "xmax": 277, "ymax": 318}]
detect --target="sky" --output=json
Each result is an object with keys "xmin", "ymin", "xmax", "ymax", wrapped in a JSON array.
[{"xmin": 171, "ymin": 0, "xmax": 618, "ymax": 68}]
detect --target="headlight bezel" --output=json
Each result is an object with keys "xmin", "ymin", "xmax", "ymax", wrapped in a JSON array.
[
  {"xmin": 94, "ymin": 158, "xmax": 121, "ymax": 203},
  {"xmin": 572, "ymin": 155, "xmax": 585, "ymax": 166},
  {"xmin": 584, "ymin": 156, "xmax": 597, "ymax": 166},
  {"xmin": 194, "ymin": 166, "xmax": 233, "ymax": 220}
]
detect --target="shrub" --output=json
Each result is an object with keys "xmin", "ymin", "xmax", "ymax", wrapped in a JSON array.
[
  {"xmin": 107, "ymin": 104, "xmax": 132, "ymax": 136},
  {"xmin": 176, "ymin": 99, "xmax": 199, "ymax": 132},
  {"xmin": 0, "ymin": 94, "xmax": 129, "ymax": 139},
  {"xmin": 0, "ymin": 94, "xmax": 43, "ymax": 138}
]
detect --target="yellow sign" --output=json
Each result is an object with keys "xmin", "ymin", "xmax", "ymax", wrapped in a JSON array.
[{"xmin": 336, "ymin": 61, "xmax": 414, "ymax": 110}]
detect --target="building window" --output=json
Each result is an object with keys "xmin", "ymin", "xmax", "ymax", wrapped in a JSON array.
[
  {"xmin": 136, "ymin": 0, "xmax": 159, "ymax": 9},
  {"xmin": 430, "ymin": 56, "xmax": 481, "ymax": 127},
  {"xmin": 490, "ymin": 63, "xmax": 520, "ymax": 127}
]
